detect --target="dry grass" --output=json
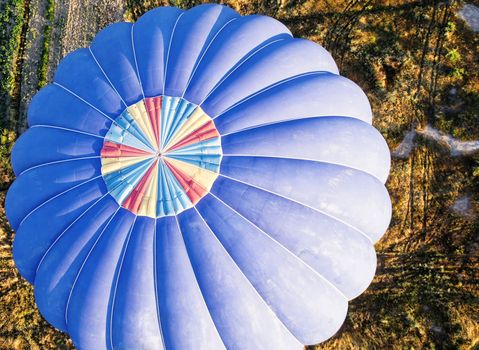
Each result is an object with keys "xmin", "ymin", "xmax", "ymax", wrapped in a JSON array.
[{"xmin": 0, "ymin": 0, "xmax": 478, "ymax": 349}]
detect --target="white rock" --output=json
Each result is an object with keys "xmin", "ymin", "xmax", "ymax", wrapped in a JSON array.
[
  {"xmin": 392, "ymin": 130, "xmax": 416, "ymax": 159},
  {"xmin": 452, "ymin": 195, "xmax": 475, "ymax": 218}
]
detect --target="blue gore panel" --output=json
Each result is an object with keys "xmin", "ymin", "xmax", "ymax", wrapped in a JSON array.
[
  {"xmin": 219, "ymin": 155, "xmax": 391, "ymax": 242},
  {"xmin": 178, "ymin": 208, "xmax": 303, "ymax": 349},
  {"xmin": 90, "ymin": 23, "xmax": 143, "ymax": 105},
  {"xmin": 12, "ymin": 178, "xmax": 107, "ymax": 282},
  {"xmin": 6, "ymin": 157, "xmax": 101, "ymax": 230},
  {"xmin": 34, "ymin": 196, "xmax": 119, "ymax": 331},
  {"xmin": 28, "ymin": 84, "xmax": 113, "ymax": 136},
  {"xmin": 110, "ymin": 216, "xmax": 163, "ymax": 349},
  {"xmin": 133, "ymin": 7, "xmax": 184, "ymax": 97},
  {"xmin": 214, "ymin": 72, "xmax": 373, "ymax": 134},
  {"xmin": 66, "ymin": 208, "xmax": 135, "ymax": 350},
  {"xmin": 211, "ymin": 176, "xmax": 376, "ymax": 298},
  {"xmin": 11, "ymin": 126, "xmax": 103, "ymax": 176},
  {"xmin": 155, "ymin": 216, "xmax": 225, "ymax": 349},
  {"xmin": 163, "ymin": 4, "xmax": 239, "ymax": 97},
  {"xmin": 201, "ymin": 38, "xmax": 339, "ymax": 118},
  {"xmin": 221, "ymin": 116, "xmax": 391, "ymax": 183}
]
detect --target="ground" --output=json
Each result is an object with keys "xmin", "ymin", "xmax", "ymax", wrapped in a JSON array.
[{"xmin": 0, "ymin": 0, "xmax": 478, "ymax": 349}]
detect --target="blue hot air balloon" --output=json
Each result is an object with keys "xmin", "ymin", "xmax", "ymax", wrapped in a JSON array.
[{"xmin": 5, "ymin": 4, "xmax": 391, "ymax": 349}]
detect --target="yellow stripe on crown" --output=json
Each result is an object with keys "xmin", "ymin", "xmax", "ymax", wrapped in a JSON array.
[
  {"xmin": 101, "ymin": 155, "xmax": 153, "ymax": 175},
  {"xmin": 163, "ymin": 107, "xmax": 210, "ymax": 151},
  {"xmin": 137, "ymin": 162, "xmax": 159, "ymax": 217},
  {"xmin": 165, "ymin": 156, "xmax": 218, "ymax": 192},
  {"xmin": 128, "ymin": 101, "xmax": 158, "ymax": 149}
]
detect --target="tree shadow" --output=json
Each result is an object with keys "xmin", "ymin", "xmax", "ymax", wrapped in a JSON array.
[{"xmin": 309, "ymin": 252, "xmax": 479, "ymax": 349}]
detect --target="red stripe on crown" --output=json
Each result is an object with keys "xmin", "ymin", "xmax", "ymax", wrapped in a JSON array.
[
  {"xmin": 166, "ymin": 120, "xmax": 220, "ymax": 152},
  {"xmin": 122, "ymin": 159, "xmax": 158, "ymax": 213},
  {"xmin": 101, "ymin": 141, "xmax": 153, "ymax": 158},
  {"xmin": 144, "ymin": 96, "xmax": 162, "ymax": 146},
  {"xmin": 163, "ymin": 158, "xmax": 208, "ymax": 204}
]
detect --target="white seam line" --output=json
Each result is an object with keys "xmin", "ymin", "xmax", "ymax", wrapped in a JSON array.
[
  {"xmin": 163, "ymin": 13, "xmax": 184, "ymax": 94},
  {"xmin": 88, "ymin": 47, "xmax": 128, "ymax": 108},
  {"xmin": 173, "ymin": 214, "xmax": 228, "ymax": 350},
  {"xmin": 19, "ymin": 156, "xmax": 101, "ymax": 176},
  {"xmin": 217, "ymin": 172, "xmax": 373, "ymax": 244},
  {"xmin": 30, "ymin": 124, "xmax": 106, "ymax": 139},
  {"xmin": 192, "ymin": 205, "xmax": 304, "ymax": 346},
  {"xmin": 220, "ymin": 153, "xmax": 385, "ymax": 184},
  {"xmin": 211, "ymin": 71, "xmax": 328, "ymax": 119},
  {"xmin": 152, "ymin": 218, "xmax": 168, "ymax": 350},
  {"xmin": 109, "ymin": 215, "xmax": 138, "ymax": 349},
  {"xmin": 209, "ymin": 191, "xmax": 348, "ymax": 300},
  {"xmin": 218, "ymin": 114, "xmax": 367, "ymax": 137},
  {"xmin": 64, "ymin": 206, "xmax": 121, "ymax": 325},
  {"xmin": 198, "ymin": 38, "xmax": 286, "ymax": 106},
  {"xmin": 181, "ymin": 17, "xmax": 239, "ymax": 98},
  {"xmin": 18, "ymin": 175, "xmax": 103, "ymax": 228}
]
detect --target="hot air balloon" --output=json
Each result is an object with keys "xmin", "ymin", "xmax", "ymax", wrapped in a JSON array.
[{"xmin": 5, "ymin": 4, "xmax": 391, "ymax": 349}]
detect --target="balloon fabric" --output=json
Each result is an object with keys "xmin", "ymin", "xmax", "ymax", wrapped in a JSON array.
[{"xmin": 6, "ymin": 4, "xmax": 391, "ymax": 349}]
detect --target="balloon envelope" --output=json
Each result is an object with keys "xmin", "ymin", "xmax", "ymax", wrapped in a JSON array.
[{"xmin": 6, "ymin": 4, "xmax": 391, "ymax": 349}]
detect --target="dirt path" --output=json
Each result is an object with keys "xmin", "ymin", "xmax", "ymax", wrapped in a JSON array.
[
  {"xmin": 9, "ymin": 0, "xmax": 31, "ymax": 133},
  {"xmin": 418, "ymin": 125, "xmax": 479, "ymax": 156},
  {"xmin": 15, "ymin": 0, "xmax": 126, "ymax": 132},
  {"xmin": 17, "ymin": 0, "xmax": 47, "ymax": 133},
  {"xmin": 60, "ymin": 0, "xmax": 125, "ymax": 57},
  {"xmin": 393, "ymin": 124, "xmax": 479, "ymax": 158}
]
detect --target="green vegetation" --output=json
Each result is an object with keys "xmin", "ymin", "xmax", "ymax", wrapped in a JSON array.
[
  {"xmin": 0, "ymin": 1, "xmax": 478, "ymax": 349},
  {"xmin": 0, "ymin": 0, "xmax": 27, "ymax": 131},
  {"xmin": 0, "ymin": 128, "xmax": 15, "ymax": 190},
  {"xmin": 0, "ymin": 0, "xmax": 26, "ymax": 96},
  {"xmin": 37, "ymin": 0, "xmax": 55, "ymax": 89}
]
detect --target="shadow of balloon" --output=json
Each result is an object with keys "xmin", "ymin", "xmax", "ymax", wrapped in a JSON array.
[{"xmin": 308, "ymin": 252, "xmax": 479, "ymax": 349}]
